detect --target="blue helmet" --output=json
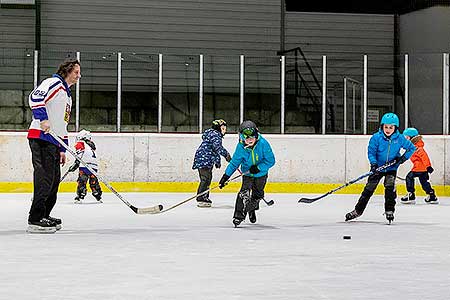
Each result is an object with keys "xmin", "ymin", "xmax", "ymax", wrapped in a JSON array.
[
  {"xmin": 380, "ymin": 112, "xmax": 399, "ymax": 127},
  {"xmin": 403, "ymin": 127, "xmax": 419, "ymax": 138}
]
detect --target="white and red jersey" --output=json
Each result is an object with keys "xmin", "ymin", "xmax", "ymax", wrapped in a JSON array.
[
  {"xmin": 28, "ymin": 74, "xmax": 72, "ymax": 151},
  {"xmin": 75, "ymin": 140, "xmax": 99, "ymax": 174}
]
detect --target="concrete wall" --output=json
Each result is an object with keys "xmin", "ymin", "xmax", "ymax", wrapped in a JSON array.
[
  {"xmin": 399, "ymin": 6, "xmax": 450, "ymax": 134},
  {"xmin": 1, "ymin": 133, "xmax": 448, "ymax": 185}
]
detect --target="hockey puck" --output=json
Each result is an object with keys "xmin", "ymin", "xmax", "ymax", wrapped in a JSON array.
[{"xmin": 343, "ymin": 235, "xmax": 351, "ymax": 240}]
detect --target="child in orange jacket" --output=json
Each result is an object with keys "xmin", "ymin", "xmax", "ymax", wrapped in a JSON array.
[{"xmin": 401, "ymin": 128, "xmax": 438, "ymax": 204}]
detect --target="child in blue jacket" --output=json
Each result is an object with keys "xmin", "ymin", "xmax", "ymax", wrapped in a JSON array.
[
  {"xmin": 219, "ymin": 120, "xmax": 275, "ymax": 227},
  {"xmin": 193, "ymin": 119, "xmax": 231, "ymax": 207},
  {"xmin": 345, "ymin": 113, "xmax": 415, "ymax": 223}
]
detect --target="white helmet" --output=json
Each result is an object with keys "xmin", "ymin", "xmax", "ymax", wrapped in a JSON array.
[{"xmin": 76, "ymin": 129, "xmax": 91, "ymax": 141}]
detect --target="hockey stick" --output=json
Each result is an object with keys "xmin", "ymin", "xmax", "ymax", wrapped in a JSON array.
[
  {"xmin": 49, "ymin": 131, "xmax": 163, "ymax": 214},
  {"xmin": 396, "ymin": 175, "xmax": 406, "ymax": 181},
  {"xmin": 260, "ymin": 198, "xmax": 274, "ymax": 206},
  {"xmin": 155, "ymin": 172, "xmax": 246, "ymax": 214},
  {"xmin": 236, "ymin": 168, "xmax": 274, "ymax": 206},
  {"xmin": 298, "ymin": 159, "xmax": 400, "ymax": 204},
  {"xmin": 60, "ymin": 168, "xmax": 71, "ymax": 182}
]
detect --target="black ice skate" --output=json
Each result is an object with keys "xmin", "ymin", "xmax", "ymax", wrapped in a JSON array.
[
  {"xmin": 248, "ymin": 210, "xmax": 257, "ymax": 223},
  {"xmin": 385, "ymin": 211, "xmax": 394, "ymax": 224},
  {"xmin": 232, "ymin": 218, "xmax": 244, "ymax": 227},
  {"xmin": 345, "ymin": 210, "xmax": 361, "ymax": 221},
  {"xmin": 197, "ymin": 198, "xmax": 212, "ymax": 208},
  {"xmin": 401, "ymin": 192, "xmax": 416, "ymax": 204},
  {"xmin": 93, "ymin": 191, "xmax": 103, "ymax": 203},
  {"xmin": 27, "ymin": 218, "xmax": 57, "ymax": 234},
  {"xmin": 47, "ymin": 216, "xmax": 62, "ymax": 230},
  {"xmin": 424, "ymin": 192, "xmax": 439, "ymax": 204},
  {"xmin": 74, "ymin": 195, "xmax": 84, "ymax": 204}
]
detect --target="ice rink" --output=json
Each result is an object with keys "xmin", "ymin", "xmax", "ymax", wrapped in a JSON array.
[{"xmin": 0, "ymin": 192, "xmax": 449, "ymax": 300}]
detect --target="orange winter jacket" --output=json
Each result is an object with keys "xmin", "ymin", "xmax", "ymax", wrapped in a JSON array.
[{"xmin": 409, "ymin": 137, "xmax": 431, "ymax": 172}]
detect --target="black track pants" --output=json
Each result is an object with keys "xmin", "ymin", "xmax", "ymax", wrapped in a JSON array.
[
  {"xmin": 28, "ymin": 139, "xmax": 61, "ymax": 222},
  {"xmin": 233, "ymin": 175, "xmax": 268, "ymax": 220},
  {"xmin": 355, "ymin": 170, "xmax": 397, "ymax": 214}
]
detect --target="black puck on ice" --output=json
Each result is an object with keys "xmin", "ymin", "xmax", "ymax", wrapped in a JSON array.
[{"xmin": 343, "ymin": 235, "xmax": 351, "ymax": 240}]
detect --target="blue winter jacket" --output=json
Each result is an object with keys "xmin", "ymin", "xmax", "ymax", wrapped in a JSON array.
[
  {"xmin": 225, "ymin": 134, "xmax": 275, "ymax": 178},
  {"xmin": 368, "ymin": 129, "xmax": 416, "ymax": 172},
  {"xmin": 192, "ymin": 128, "xmax": 230, "ymax": 169}
]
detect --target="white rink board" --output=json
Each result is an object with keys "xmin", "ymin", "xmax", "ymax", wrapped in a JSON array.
[
  {"xmin": 0, "ymin": 132, "xmax": 448, "ymax": 184},
  {"xmin": 0, "ymin": 193, "xmax": 449, "ymax": 299}
]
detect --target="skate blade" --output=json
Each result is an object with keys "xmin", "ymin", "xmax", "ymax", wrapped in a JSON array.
[
  {"xmin": 55, "ymin": 224, "xmax": 62, "ymax": 231},
  {"xmin": 401, "ymin": 200, "xmax": 416, "ymax": 204},
  {"xmin": 197, "ymin": 202, "xmax": 212, "ymax": 208},
  {"xmin": 232, "ymin": 219, "xmax": 243, "ymax": 227},
  {"xmin": 27, "ymin": 225, "xmax": 57, "ymax": 234},
  {"xmin": 425, "ymin": 201, "xmax": 439, "ymax": 205}
]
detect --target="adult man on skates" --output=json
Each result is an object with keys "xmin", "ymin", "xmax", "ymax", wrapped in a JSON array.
[{"xmin": 27, "ymin": 59, "xmax": 81, "ymax": 233}]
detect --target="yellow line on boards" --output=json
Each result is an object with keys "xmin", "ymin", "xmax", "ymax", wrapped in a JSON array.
[{"xmin": 1, "ymin": 182, "xmax": 449, "ymax": 196}]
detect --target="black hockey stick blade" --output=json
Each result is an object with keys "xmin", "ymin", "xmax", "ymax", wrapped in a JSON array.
[
  {"xmin": 298, "ymin": 192, "xmax": 330, "ymax": 204},
  {"xmin": 263, "ymin": 199, "xmax": 274, "ymax": 206}
]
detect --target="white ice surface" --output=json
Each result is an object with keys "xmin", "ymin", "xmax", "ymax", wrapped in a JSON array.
[{"xmin": 0, "ymin": 193, "xmax": 449, "ymax": 300}]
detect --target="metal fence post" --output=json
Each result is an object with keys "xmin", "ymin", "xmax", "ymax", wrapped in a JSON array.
[
  {"xmin": 404, "ymin": 54, "xmax": 409, "ymax": 129},
  {"xmin": 158, "ymin": 54, "xmax": 163, "ymax": 133},
  {"xmin": 363, "ymin": 55, "xmax": 368, "ymax": 135},
  {"xmin": 443, "ymin": 53, "xmax": 449, "ymax": 135},
  {"xmin": 343, "ymin": 77, "xmax": 347, "ymax": 134},
  {"xmin": 33, "ymin": 50, "xmax": 38, "ymax": 88},
  {"xmin": 240, "ymin": 55, "xmax": 244, "ymax": 125},
  {"xmin": 199, "ymin": 54, "xmax": 204, "ymax": 133},
  {"xmin": 75, "ymin": 51, "xmax": 80, "ymax": 132},
  {"xmin": 117, "ymin": 52, "xmax": 122, "ymax": 132},
  {"xmin": 322, "ymin": 55, "xmax": 326, "ymax": 134},
  {"xmin": 281, "ymin": 55, "xmax": 285, "ymax": 134}
]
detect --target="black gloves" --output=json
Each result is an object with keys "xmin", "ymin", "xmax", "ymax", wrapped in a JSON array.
[
  {"xmin": 370, "ymin": 164, "xmax": 379, "ymax": 174},
  {"xmin": 394, "ymin": 156, "xmax": 407, "ymax": 165},
  {"xmin": 68, "ymin": 160, "xmax": 80, "ymax": 172},
  {"xmin": 219, "ymin": 174, "xmax": 230, "ymax": 189},
  {"xmin": 427, "ymin": 166, "xmax": 434, "ymax": 174},
  {"xmin": 225, "ymin": 153, "xmax": 232, "ymax": 162},
  {"xmin": 249, "ymin": 165, "xmax": 260, "ymax": 174},
  {"xmin": 84, "ymin": 139, "xmax": 96, "ymax": 151}
]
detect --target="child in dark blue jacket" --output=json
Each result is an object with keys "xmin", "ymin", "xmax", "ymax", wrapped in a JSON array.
[
  {"xmin": 192, "ymin": 119, "xmax": 231, "ymax": 207},
  {"xmin": 345, "ymin": 113, "xmax": 415, "ymax": 223},
  {"xmin": 219, "ymin": 120, "xmax": 275, "ymax": 227}
]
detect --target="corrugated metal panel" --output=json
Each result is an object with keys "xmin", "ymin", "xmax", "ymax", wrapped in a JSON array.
[
  {"xmin": 0, "ymin": 8, "xmax": 34, "ymax": 49},
  {"xmin": 40, "ymin": 0, "xmax": 281, "ymax": 56},
  {"xmin": 286, "ymin": 12, "xmax": 394, "ymax": 55},
  {"xmin": 284, "ymin": 12, "xmax": 395, "ymax": 131}
]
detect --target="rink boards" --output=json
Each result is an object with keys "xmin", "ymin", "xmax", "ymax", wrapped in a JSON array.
[{"xmin": 1, "ymin": 132, "xmax": 449, "ymax": 195}]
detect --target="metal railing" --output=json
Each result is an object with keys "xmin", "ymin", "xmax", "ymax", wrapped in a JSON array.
[{"xmin": 0, "ymin": 48, "xmax": 449, "ymax": 134}]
